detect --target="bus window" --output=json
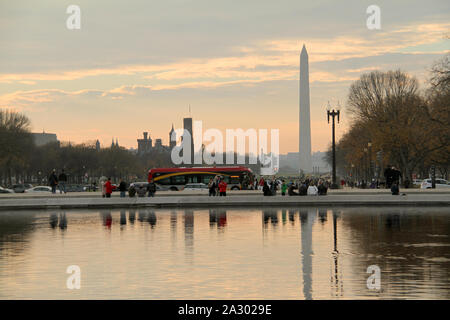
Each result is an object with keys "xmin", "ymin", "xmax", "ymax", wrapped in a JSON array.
[
  {"xmin": 230, "ymin": 176, "xmax": 240, "ymax": 184},
  {"xmin": 158, "ymin": 177, "xmax": 171, "ymax": 185},
  {"xmin": 187, "ymin": 175, "xmax": 200, "ymax": 183},
  {"xmin": 171, "ymin": 175, "xmax": 186, "ymax": 185},
  {"xmin": 201, "ymin": 175, "xmax": 215, "ymax": 184}
]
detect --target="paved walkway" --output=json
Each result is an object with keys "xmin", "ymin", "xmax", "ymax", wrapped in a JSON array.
[
  {"xmin": 0, "ymin": 193, "xmax": 448, "ymax": 211},
  {"xmin": 1, "ymin": 188, "xmax": 449, "ymax": 199}
]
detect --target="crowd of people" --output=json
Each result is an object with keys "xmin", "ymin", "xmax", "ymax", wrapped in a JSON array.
[
  {"xmin": 47, "ymin": 169, "xmax": 68, "ymax": 194},
  {"xmin": 45, "ymin": 165, "xmax": 408, "ymax": 198},
  {"xmin": 207, "ymin": 176, "xmax": 228, "ymax": 197},
  {"xmin": 253, "ymin": 176, "xmax": 329, "ymax": 197}
]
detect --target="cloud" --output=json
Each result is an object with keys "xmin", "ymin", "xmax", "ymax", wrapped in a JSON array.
[{"xmin": 1, "ymin": 22, "xmax": 447, "ymax": 87}]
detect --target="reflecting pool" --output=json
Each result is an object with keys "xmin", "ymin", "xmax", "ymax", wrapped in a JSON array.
[{"xmin": 0, "ymin": 207, "xmax": 449, "ymax": 299}]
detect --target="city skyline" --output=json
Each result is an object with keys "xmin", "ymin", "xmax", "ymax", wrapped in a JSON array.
[{"xmin": 1, "ymin": 1, "xmax": 449, "ymax": 153}]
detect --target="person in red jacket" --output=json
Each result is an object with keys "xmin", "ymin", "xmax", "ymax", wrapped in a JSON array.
[
  {"xmin": 218, "ymin": 178, "xmax": 227, "ymax": 197},
  {"xmin": 104, "ymin": 177, "xmax": 113, "ymax": 198}
]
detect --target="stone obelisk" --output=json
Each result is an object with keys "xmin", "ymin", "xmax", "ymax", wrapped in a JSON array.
[{"xmin": 299, "ymin": 44, "xmax": 312, "ymax": 173}]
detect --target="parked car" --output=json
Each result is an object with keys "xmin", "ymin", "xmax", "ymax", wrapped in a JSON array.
[
  {"xmin": 412, "ymin": 179, "xmax": 423, "ymax": 186},
  {"xmin": 24, "ymin": 186, "xmax": 52, "ymax": 193},
  {"xmin": 0, "ymin": 186, "xmax": 14, "ymax": 193},
  {"xmin": 129, "ymin": 182, "xmax": 169, "ymax": 191},
  {"xmin": 65, "ymin": 184, "xmax": 87, "ymax": 192},
  {"xmin": 130, "ymin": 182, "xmax": 148, "ymax": 189},
  {"xmin": 12, "ymin": 184, "xmax": 33, "ymax": 193},
  {"xmin": 420, "ymin": 179, "xmax": 450, "ymax": 189},
  {"xmin": 182, "ymin": 183, "xmax": 209, "ymax": 191}
]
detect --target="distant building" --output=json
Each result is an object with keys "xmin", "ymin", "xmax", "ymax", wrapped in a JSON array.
[
  {"xmin": 169, "ymin": 124, "xmax": 176, "ymax": 149},
  {"xmin": 137, "ymin": 125, "xmax": 174, "ymax": 155},
  {"xmin": 110, "ymin": 138, "xmax": 120, "ymax": 148},
  {"xmin": 154, "ymin": 139, "xmax": 163, "ymax": 150},
  {"xmin": 183, "ymin": 117, "xmax": 194, "ymax": 164},
  {"xmin": 31, "ymin": 132, "xmax": 59, "ymax": 147},
  {"xmin": 279, "ymin": 151, "xmax": 330, "ymax": 174},
  {"xmin": 137, "ymin": 132, "xmax": 153, "ymax": 154}
]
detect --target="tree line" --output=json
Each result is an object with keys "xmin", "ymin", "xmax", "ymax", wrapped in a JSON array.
[
  {"xmin": 326, "ymin": 54, "xmax": 449, "ymax": 184},
  {"xmin": 0, "ymin": 115, "xmax": 172, "ymax": 186}
]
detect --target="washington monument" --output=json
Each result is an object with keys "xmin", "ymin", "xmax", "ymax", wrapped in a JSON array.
[{"xmin": 299, "ymin": 44, "xmax": 312, "ymax": 173}]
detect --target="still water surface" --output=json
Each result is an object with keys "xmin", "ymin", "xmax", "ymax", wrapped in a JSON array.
[{"xmin": 0, "ymin": 207, "xmax": 449, "ymax": 299}]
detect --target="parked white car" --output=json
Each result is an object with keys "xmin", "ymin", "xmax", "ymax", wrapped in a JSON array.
[
  {"xmin": 182, "ymin": 183, "xmax": 209, "ymax": 191},
  {"xmin": 420, "ymin": 179, "xmax": 450, "ymax": 189},
  {"xmin": 24, "ymin": 186, "xmax": 52, "ymax": 193},
  {"xmin": 0, "ymin": 186, "xmax": 14, "ymax": 193}
]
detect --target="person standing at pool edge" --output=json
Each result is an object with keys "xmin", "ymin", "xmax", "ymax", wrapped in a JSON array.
[
  {"xmin": 219, "ymin": 178, "xmax": 227, "ymax": 196},
  {"xmin": 281, "ymin": 180, "xmax": 287, "ymax": 196},
  {"xmin": 208, "ymin": 178, "xmax": 216, "ymax": 196},
  {"xmin": 118, "ymin": 179, "xmax": 127, "ymax": 198},
  {"xmin": 104, "ymin": 178, "xmax": 113, "ymax": 198},
  {"xmin": 48, "ymin": 169, "xmax": 58, "ymax": 194},
  {"xmin": 147, "ymin": 179, "xmax": 156, "ymax": 197},
  {"xmin": 58, "ymin": 169, "xmax": 67, "ymax": 194}
]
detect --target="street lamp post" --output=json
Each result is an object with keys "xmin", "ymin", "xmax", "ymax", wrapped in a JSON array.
[
  {"xmin": 363, "ymin": 148, "xmax": 368, "ymax": 183},
  {"xmin": 327, "ymin": 103, "xmax": 340, "ymax": 189},
  {"xmin": 367, "ymin": 142, "xmax": 372, "ymax": 182}
]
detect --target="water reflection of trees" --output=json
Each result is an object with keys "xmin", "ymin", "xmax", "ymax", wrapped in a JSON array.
[
  {"xmin": 341, "ymin": 207, "xmax": 450, "ymax": 299},
  {"xmin": 0, "ymin": 212, "xmax": 36, "ymax": 257}
]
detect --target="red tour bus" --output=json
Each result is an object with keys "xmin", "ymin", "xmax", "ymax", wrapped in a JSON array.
[{"xmin": 148, "ymin": 166, "xmax": 254, "ymax": 191}]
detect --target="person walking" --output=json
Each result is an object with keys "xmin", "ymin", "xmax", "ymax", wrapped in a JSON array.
[
  {"xmin": 147, "ymin": 179, "xmax": 157, "ymax": 197},
  {"xmin": 48, "ymin": 169, "xmax": 58, "ymax": 194},
  {"xmin": 118, "ymin": 179, "xmax": 127, "ymax": 198},
  {"xmin": 58, "ymin": 169, "xmax": 67, "ymax": 194},
  {"xmin": 104, "ymin": 178, "xmax": 113, "ymax": 198},
  {"xmin": 218, "ymin": 178, "xmax": 227, "ymax": 196}
]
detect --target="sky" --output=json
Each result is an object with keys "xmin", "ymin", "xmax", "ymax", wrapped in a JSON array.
[{"xmin": 0, "ymin": 0, "xmax": 449, "ymax": 153}]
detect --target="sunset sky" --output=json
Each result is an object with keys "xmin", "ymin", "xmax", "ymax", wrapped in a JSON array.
[{"xmin": 0, "ymin": 0, "xmax": 449, "ymax": 153}]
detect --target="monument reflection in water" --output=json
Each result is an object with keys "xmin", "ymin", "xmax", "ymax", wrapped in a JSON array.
[{"xmin": 0, "ymin": 207, "xmax": 449, "ymax": 299}]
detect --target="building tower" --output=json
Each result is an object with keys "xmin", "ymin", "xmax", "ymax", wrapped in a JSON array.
[
  {"xmin": 299, "ymin": 44, "xmax": 312, "ymax": 173},
  {"xmin": 137, "ymin": 132, "xmax": 152, "ymax": 154},
  {"xmin": 169, "ymin": 124, "xmax": 176, "ymax": 149},
  {"xmin": 183, "ymin": 117, "xmax": 194, "ymax": 165}
]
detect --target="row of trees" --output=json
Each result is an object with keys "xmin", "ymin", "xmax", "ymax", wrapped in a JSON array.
[
  {"xmin": 327, "ymin": 54, "xmax": 449, "ymax": 183},
  {"xmin": 0, "ymin": 113, "xmax": 172, "ymax": 186}
]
